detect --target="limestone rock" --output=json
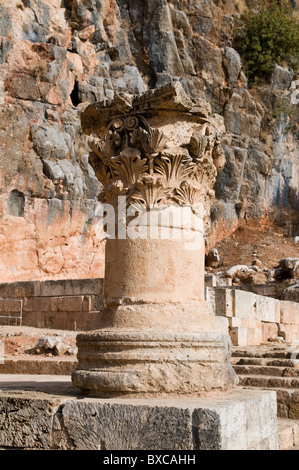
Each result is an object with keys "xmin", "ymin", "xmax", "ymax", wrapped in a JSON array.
[
  {"xmin": 275, "ymin": 258, "xmax": 299, "ymax": 281},
  {"xmin": 283, "ymin": 281, "xmax": 299, "ymax": 302},
  {"xmin": 223, "ymin": 47, "xmax": 242, "ymax": 87},
  {"xmin": 206, "ymin": 248, "xmax": 220, "ymax": 268},
  {"xmin": 224, "ymin": 264, "xmax": 269, "ymax": 285},
  {"xmin": 271, "ymin": 64, "xmax": 294, "ymax": 91},
  {"xmin": 0, "ymin": 0, "xmax": 298, "ymax": 280},
  {"xmin": 35, "ymin": 336, "xmax": 72, "ymax": 356}
]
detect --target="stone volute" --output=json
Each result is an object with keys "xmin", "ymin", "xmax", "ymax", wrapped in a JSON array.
[{"xmin": 72, "ymin": 83, "xmax": 238, "ymax": 396}]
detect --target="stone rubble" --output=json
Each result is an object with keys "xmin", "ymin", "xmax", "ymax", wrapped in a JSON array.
[{"xmin": 34, "ymin": 336, "xmax": 77, "ymax": 357}]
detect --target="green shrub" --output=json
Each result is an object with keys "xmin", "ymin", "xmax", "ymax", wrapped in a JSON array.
[{"xmin": 233, "ymin": 0, "xmax": 299, "ymax": 85}]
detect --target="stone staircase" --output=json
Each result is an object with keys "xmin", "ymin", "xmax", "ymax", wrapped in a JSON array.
[
  {"xmin": 232, "ymin": 344, "xmax": 299, "ymax": 449},
  {"xmin": 1, "ymin": 343, "xmax": 299, "ymax": 449},
  {"xmin": 232, "ymin": 345, "xmax": 299, "ymax": 420}
]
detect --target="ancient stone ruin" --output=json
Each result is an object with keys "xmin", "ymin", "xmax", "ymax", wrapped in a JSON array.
[
  {"xmin": 1, "ymin": 0, "xmax": 299, "ymax": 452},
  {"xmin": 72, "ymin": 82, "xmax": 238, "ymax": 396}
]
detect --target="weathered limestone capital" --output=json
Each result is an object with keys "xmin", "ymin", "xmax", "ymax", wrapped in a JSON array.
[
  {"xmin": 82, "ymin": 82, "xmax": 226, "ymax": 227},
  {"xmin": 72, "ymin": 83, "xmax": 237, "ymax": 397}
]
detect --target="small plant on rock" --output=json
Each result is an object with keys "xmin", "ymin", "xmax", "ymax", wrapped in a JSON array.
[{"xmin": 233, "ymin": 0, "xmax": 299, "ymax": 85}]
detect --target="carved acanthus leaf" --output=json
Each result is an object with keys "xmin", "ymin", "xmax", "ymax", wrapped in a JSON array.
[
  {"xmin": 173, "ymin": 182, "xmax": 203, "ymax": 207},
  {"xmin": 132, "ymin": 126, "xmax": 167, "ymax": 157},
  {"xmin": 191, "ymin": 157, "xmax": 218, "ymax": 192},
  {"xmin": 87, "ymin": 109, "xmax": 224, "ymax": 214},
  {"xmin": 188, "ymin": 132, "xmax": 215, "ymax": 161},
  {"xmin": 131, "ymin": 179, "xmax": 169, "ymax": 209},
  {"xmin": 88, "ymin": 135, "xmax": 105, "ymax": 158},
  {"xmin": 102, "ymin": 180, "xmax": 127, "ymax": 207},
  {"xmin": 108, "ymin": 154, "xmax": 149, "ymax": 187},
  {"xmin": 155, "ymin": 153, "xmax": 195, "ymax": 190},
  {"xmin": 88, "ymin": 131, "xmax": 122, "ymax": 163}
]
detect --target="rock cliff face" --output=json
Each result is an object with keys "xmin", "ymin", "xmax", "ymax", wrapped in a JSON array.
[{"xmin": 0, "ymin": 0, "xmax": 298, "ymax": 281}]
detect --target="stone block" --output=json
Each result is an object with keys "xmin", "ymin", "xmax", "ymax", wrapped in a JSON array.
[
  {"xmin": 57, "ymin": 296, "xmax": 84, "ymax": 312},
  {"xmin": 279, "ymin": 323, "xmax": 299, "ymax": 343},
  {"xmin": 280, "ymin": 301, "xmax": 299, "ymax": 325},
  {"xmin": 22, "ymin": 297, "xmax": 33, "ymax": 312},
  {"xmin": 278, "ymin": 421, "xmax": 295, "ymax": 450},
  {"xmin": 277, "ymin": 403, "xmax": 289, "ymax": 419},
  {"xmin": 82, "ymin": 295, "xmax": 104, "ymax": 312},
  {"xmin": 217, "ymin": 278, "xmax": 232, "ymax": 287},
  {"xmin": 205, "ymin": 286, "xmax": 215, "ymax": 312},
  {"xmin": 64, "ymin": 279, "xmax": 103, "ymax": 297},
  {"xmin": 0, "ymin": 395, "xmax": 63, "ymax": 450},
  {"xmin": 32, "ymin": 297, "xmax": 58, "ymax": 313},
  {"xmin": 35, "ymin": 311, "xmax": 48, "ymax": 329},
  {"xmin": 0, "ymin": 281, "xmax": 40, "ymax": 299},
  {"xmin": 1, "ymin": 299, "xmax": 23, "ymax": 313},
  {"xmin": 256, "ymin": 295, "xmax": 280, "ymax": 323},
  {"xmin": 90, "ymin": 294, "xmax": 105, "ymax": 311},
  {"xmin": 40, "ymin": 310, "xmax": 77, "ymax": 330},
  {"xmin": 82, "ymin": 296, "xmax": 92, "ymax": 312},
  {"xmin": 289, "ymin": 403, "xmax": 299, "ymax": 420},
  {"xmin": 229, "ymin": 317, "xmax": 262, "ymax": 330},
  {"xmin": 11, "ymin": 281, "xmax": 41, "ymax": 298},
  {"xmin": 205, "ymin": 274, "xmax": 217, "ymax": 287},
  {"xmin": 214, "ymin": 288, "xmax": 234, "ymax": 317},
  {"xmin": 247, "ymin": 327, "xmax": 262, "ymax": 346},
  {"xmin": 0, "ymin": 386, "xmax": 278, "ymax": 450},
  {"xmin": 39, "ymin": 278, "xmax": 104, "ymax": 297},
  {"xmin": 75, "ymin": 311, "xmax": 103, "ymax": 331},
  {"xmin": 39, "ymin": 280, "xmax": 68, "ymax": 297},
  {"xmin": 0, "ymin": 284, "xmax": 10, "ymax": 298},
  {"xmin": 262, "ymin": 322, "xmax": 279, "ymax": 343},
  {"xmin": 21, "ymin": 310, "xmax": 37, "ymax": 327},
  {"xmin": 230, "ymin": 326, "xmax": 248, "ymax": 346},
  {"xmin": 230, "ymin": 325, "xmax": 262, "ymax": 346},
  {"xmin": 233, "ymin": 290, "xmax": 256, "ymax": 319}
]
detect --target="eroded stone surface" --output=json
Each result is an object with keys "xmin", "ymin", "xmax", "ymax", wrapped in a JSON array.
[
  {"xmin": 72, "ymin": 83, "xmax": 237, "ymax": 396},
  {"xmin": 0, "ymin": 380, "xmax": 279, "ymax": 450}
]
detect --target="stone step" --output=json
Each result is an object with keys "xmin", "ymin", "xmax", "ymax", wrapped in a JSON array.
[
  {"xmin": 0, "ymin": 356, "xmax": 78, "ymax": 375},
  {"xmin": 278, "ymin": 419, "xmax": 299, "ymax": 450},
  {"xmin": 232, "ymin": 357, "xmax": 299, "ymax": 368},
  {"xmin": 232, "ymin": 349, "xmax": 298, "ymax": 360},
  {"xmin": 237, "ymin": 385, "xmax": 299, "ymax": 419},
  {"xmin": 234, "ymin": 364, "xmax": 299, "ymax": 378},
  {"xmin": 238, "ymin": 375, "xmax": 299, "ymax": 389}
]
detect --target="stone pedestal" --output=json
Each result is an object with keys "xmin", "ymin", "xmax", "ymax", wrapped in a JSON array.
[
  {"xmin": 71, "ymin": 83, "xmax": 238, "ymax": 396},
  {"xmin": 0, "ymin": 380, "xmax": 279, "ymax": 450}
]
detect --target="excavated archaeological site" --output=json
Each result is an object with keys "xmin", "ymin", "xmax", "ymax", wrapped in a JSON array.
[{"xmin": 1, "ymin": 0, "xmax": 299, "ymax": 452}]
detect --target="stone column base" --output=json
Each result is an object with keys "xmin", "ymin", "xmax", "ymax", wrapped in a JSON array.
[{"xmin": 72, "ymin": 330, "xmax": 238, "ymax": 397}]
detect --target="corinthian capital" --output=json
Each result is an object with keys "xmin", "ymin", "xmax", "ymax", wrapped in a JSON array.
[{"xmin": 82, "ymin": 83, "xmax": 225, "ymax": 215}]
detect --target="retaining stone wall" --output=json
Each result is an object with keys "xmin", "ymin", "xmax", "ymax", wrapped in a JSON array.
[
  {"xmin": 207, "ymin": 286, "xmax": 299, "ymax": 346},
  {"xmin": 0, "ymin": 279, "xmax": 104, "ymax": 331}
]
